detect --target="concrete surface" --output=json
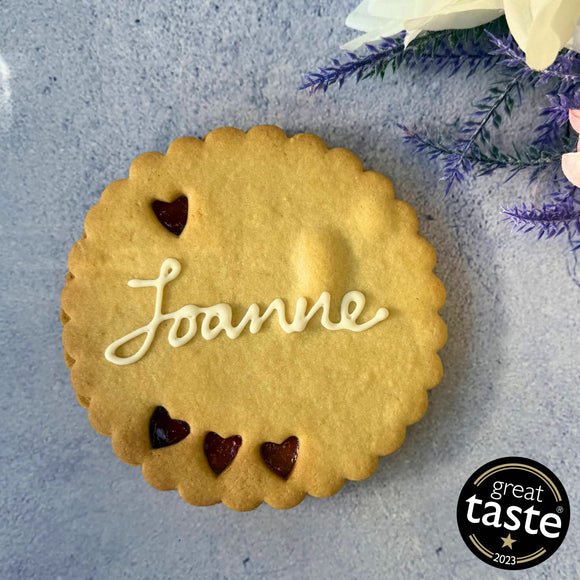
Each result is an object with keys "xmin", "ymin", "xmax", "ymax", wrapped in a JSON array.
[{"xmin": 0, "ymin": 1, "xmax": 578, "ymax": 579}]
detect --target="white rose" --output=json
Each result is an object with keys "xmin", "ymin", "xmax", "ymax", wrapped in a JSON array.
[
  {"xmin": 504, "ymin": 0, "xmax": 580, "ymax": 69},
  {"xmin": 343, "ymin": 0, "xmax": 580, "ymax": 70}
]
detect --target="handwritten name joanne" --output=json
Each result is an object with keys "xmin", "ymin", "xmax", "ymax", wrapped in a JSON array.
[{"xmin": 104, "ymin": 258, "xmax": 389, "ymax": 366}]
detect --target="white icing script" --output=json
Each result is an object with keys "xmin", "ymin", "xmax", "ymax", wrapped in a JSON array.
[{"xmin": 104, "ymin": 258, "xmax": 389, "ymax": 366}]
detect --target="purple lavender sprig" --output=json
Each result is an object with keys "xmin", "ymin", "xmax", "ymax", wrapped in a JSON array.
[
  {"xmin": 408, "ymin": 33, "xmax": 580, "ymax": 197},
  {"xmin": 486, "ymin": 32, "xmax": 580, "ymax": 147},
  {"xmin": 442, "ymin": 74, "xmax": 522, "ymax": 194},
  {"xmin": 535, "ymin": 92, "xmax": 580, "ymax": 147},
  {"xmin": 303, "ymin": 18, "xmax": 580, "ymax": 250},
  {"xmin": 300, "ymin": 28, "xmax": 499, "ymax": 94},
  {"xmin": 399, "ymin": 125, "xmax": 569, "ymax": 184},
  {"xmin": 486, "ymin": 32, "xmax": 580, "ymax": 90},
  {"xmin": 299, "ymin": 34, "xmax": 406, "ymax": 93},
  {"xmin": 502, "ymin": 193, "xmax": 580, "ymax": 248},
  {"xmin": 432, "ymin": 33, "xmax": 578, "ymax": 195}
]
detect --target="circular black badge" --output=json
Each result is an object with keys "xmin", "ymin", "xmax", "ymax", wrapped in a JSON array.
[{"xmin": 457, "ymin": 457, "xmax": 569, "ymax": 570}]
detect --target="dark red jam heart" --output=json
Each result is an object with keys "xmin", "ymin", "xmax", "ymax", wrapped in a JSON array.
[
  {"xmin": 204, "ymin": 432, "xmax": 242, "ymax": 475},
  {"xmin": 149, "ymin": 406, "xmax": 190, "ymax": 449},
  {"xmin": 152, "ymin": 195, "xmax": 188, "ymax": 236},
  {"xmin": 260, "ymin": 436, "xmax": 299, "ymax": 480}
]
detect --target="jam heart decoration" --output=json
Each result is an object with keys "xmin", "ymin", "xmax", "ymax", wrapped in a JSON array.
[
  {"xmin": 149, "ymin": 406, "xmax": 191, "ymax": 449},
  {"xmin": 204, "ymin": 432, "xmax": 243, "ymax": 475},
  {"xmin": 260, "ymin": 436, "xmax": 299, "ymax": 480},
  {"xmin": 152, "ymin": 195, "xmax": 188, "ymax": 236}
]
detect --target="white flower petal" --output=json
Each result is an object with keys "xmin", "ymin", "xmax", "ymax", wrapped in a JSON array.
[
  {"xmin": 566, "ymin": 22, "xmax": 580, "ymax": 51},
  {"xmin": 342, "ymin": 0, "xmax": 580, "ymax": 68},
  {"xmin": 343, "ymin": 0, "xmax": 410, "ymax": 50},
  {"xmin": 404, "ymin": 0, "xmax": 504, "ymax": 33},
  {"xmin": 341, "ymin": 29, "xmax": 396, "ymax": 51},
  {"xmin": 346, "ymin": 0, "xmax": 391, "ymax": 32},
  {"xmin": 502, "ymin": 0, "xmax": 531, "ymax": 50},
  {"xmin": 367, "ymin": 0, "xmax": 431, "ymax": 19},
  {"xmin": 405, "ymin": 10, "xmax": 504, "ymax": 33},
  {"xmin": 403, "ymin": 29, "xmax": 422, "ymax": 47},
  {"xmin": 505, "ymin": 0, "xmax": 580, "ymax": 70}
]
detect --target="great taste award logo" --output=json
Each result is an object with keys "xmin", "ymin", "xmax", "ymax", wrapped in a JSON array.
[{"xmin": 457, "ymin": 457, "xmax": 570, "ymax": 570}]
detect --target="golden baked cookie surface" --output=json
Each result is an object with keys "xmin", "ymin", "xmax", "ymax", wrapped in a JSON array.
[{"xmin": 61, "ymin": 125, "xmax": 446, "ymax": 510}]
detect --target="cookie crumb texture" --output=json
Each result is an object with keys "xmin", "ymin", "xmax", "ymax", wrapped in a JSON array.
[{"xmin": 61, "ymin": 126, "xmax": 446, "ymax": 511}]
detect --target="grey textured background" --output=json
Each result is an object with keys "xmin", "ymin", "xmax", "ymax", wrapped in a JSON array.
[{"xmin": 0, "ymin": 1, "xmax": 578, "ymax": 579}]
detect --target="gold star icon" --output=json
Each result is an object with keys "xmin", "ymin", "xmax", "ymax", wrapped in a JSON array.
[{"xmin": 500, "ymin": 533, "xmax": 517, "ymax": 550}]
